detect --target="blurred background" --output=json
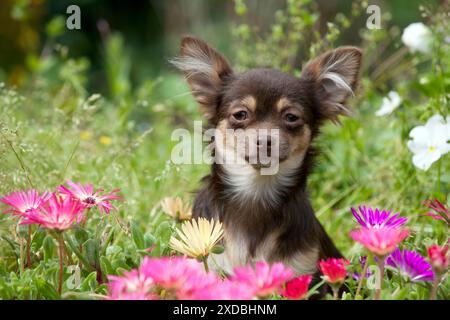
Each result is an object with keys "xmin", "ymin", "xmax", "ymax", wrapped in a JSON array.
[{"xmin": 0, "ymin": 0, "xmax": 440, "ymax": 90}]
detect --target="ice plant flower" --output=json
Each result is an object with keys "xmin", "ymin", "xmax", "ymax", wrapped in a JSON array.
[
  {"xmin": 107, "ymin": 269, "xmax": 155, "ymax": 300},
  {"xmin": 427, "ymin": 244, "xmax": 449, "ymax": 274},
  {"xmin": 20, "ymin": 194, "xmax": 84, "ymax": 231},
  {"xmin": 58, "ymin": 180, "xmax": 121, "ymax": 214},
  {"xmin": 169, "ymin": 217, "xmax": 224, "ymax": 260},
  {"xmin": 407, "ymin": 114, "xmax": 450, "ymax": 171},
  {"xmin": 160, "ymin": 196, "xmax": 192, "ymax": 221},
  {"xmin": 282, "ymin": 275, "xmax": 312, "ymax": 300},
  {"xmin": 319, "ymin": 258, "xmax": 349, "ymax": 284},
  {"xmin": 386, "ymin": 248, "xmax": 434, "ymax": 282},
  {"xmin": 349, "ymin": 227, "xmax": 409, "ymax": 257},
  {"xmin": 351, "ymin": 206, "xmax": 408, "ymax": 229},
  {"xmin": 140, "ymin": 256, "xmax": 218, "ymax": 299},
  {"xmin": 375, "ymin": 91, "xmax": 402, "ymax": 116},
  {"xmin": 1, "ymin": 189, "xmax": 50, "ymax": 216},
  {"xmin": 230, "ymin": 261, "xmax": 294, "ymax": 298},
  {"xmin": 401, "ymin": 22, "xmax": 432, "ymax": 53},
  {"xmin": 422, "ymin": 198, "xmax": 450, "ymax": 224},
  {"xmin": 191, "ymin": 280, "xmax": 255, "ymax": 300}
]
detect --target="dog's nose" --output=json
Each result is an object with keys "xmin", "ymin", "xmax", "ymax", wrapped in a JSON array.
[{"xmin": 257, "ymin": 136, "xmax": 271, "ymax": 149}]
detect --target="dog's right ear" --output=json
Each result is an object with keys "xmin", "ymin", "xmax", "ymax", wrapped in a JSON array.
[{"xmin": 171, "ymin": 36, "xmax": 233, "ymax": 120}]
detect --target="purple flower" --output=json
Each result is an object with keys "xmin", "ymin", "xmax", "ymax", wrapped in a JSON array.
[
  {"xmin": 386, "ymin": 248, "xmax": 434, "ymax": 282},
  {"xmin": 352, "ymin": 256, "xmax": 373, "ymax": 280},
  {"xmin": 351, "ymin": 206, "xmax": 408, "ymax": 229}
]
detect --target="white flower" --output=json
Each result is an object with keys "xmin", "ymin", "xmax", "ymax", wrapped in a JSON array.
[
  {"xmin": 375, "ymin": 91, "xmax": 402, "ymax": 116},
  {"xmin": 407, "ymin": 114, "xmax": 450, "ymax": 171},
  {"xmin": 401, "ymin": 22, "xmax": 432, "ymax": 54}
]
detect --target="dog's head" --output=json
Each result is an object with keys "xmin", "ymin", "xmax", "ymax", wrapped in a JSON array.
[{"xmin": 172, "ymin": 36, "xmax": 362, "ymax": 174}]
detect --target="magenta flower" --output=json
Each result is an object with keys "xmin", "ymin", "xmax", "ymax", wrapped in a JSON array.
[
  {"xmin": 230, "ymin": 262, "xmax": 294, "ymax": 298},
  {"xmin": 351, "ymin": 206, "xmax": 408, "ymax": 229},
  {"xmin": 58, "ymin": 180, "xmax": 121, "ymax": 214},
  {"xmin": 422, "ymin": 198, "xmax": 450, "ymax": 224},
  {"xmin": 1, "ymin": 189, "xmax": 50, "ymax": 216},
  {"xmin": 20, "ymin": 194, "xmax": 84, "ymax": 231},
  {"xmin": 140, "ymin": 256, "xmax": 218, "ymax": 299},
  {"xmin": 107, "ymin": 269, "xmax": 155, "ymax": 300},
  {"xmin": 282, "ymin": 275, "xmax": 312, "ymax": 300},
  {"xmin": 349, "ymin": 227, "xmax": 409, "ymax": 257},
  {"xmin": 386, "ymin": 248, "xmax": 434, "ymax": 282}
]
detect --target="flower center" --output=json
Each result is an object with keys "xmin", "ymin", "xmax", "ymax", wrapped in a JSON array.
[
  {"xmin": 83, "ymin": 196, "xmax": 97, "ymax": 205},
  {"xmin": 428, "ymin": 146, "xmax": 436, "ymax": 152}
]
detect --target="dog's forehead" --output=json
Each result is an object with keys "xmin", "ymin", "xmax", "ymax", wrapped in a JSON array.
[{"xmin": 224, "ymin": 69, "xmax": 305, "ymax": 108}]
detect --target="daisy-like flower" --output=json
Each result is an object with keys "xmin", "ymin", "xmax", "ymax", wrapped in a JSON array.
[
  {"xmin": 160, "ymin": 196, "xmax": 192, "ymax": 221},
  {"xmin": 375, "ymin": 91, "xmax": 402, "ymax": 116},
  {"xmin": 282, "ymin": 275, "xmax": 312, "ymax": 300},
  {"xmin": 319, "ymin": 258, "xmax": 349, "ymax": 284},
  {"xmin": 20, "ymin": 194, "xmax": 84, "ymax": 231},
  {"xmin": 1, "ymin": 189, "xmax": 50, "ymax": 216},
  {"xmin": 427, "ymin": 244, "xmax": 449, "ymax": 274},
  {"xmin": 407, "ymin": 114, "xmax": 450, "ymax": 171},
  {"xmin": 386, "ymin": 248, "xmax": 434, "ymax": 282},
  {"xmin": 349, "ymin": 227, "xmax": 409, "ymax": 257},
  {"xmin": 140, "ymin": 256, "xmax": 218, "ymax": 299},
  {"xmin": 107, "ymin": 269, "xmax": 155, "ymax": 300},
  {"xmin": 401, "ymin": 22, "xmax": 432, "ymax": 54},
  {"xmin": 169, "ymin": 217, "xmax": 224, "ymax": 259},
  {"xmin": 58, "ymin": 180, "xmax": 121, "ymax": 214},
  {"xmin": 230, "ymin": 261, "xmax": 294, "ymax": 298},
  {"xmin": 422, "ymin": 198, "xmax": 450, "ymax": 224},
  {"xmin": 352, "ymin": 206, "xmax": 408, "ymax": 229}
]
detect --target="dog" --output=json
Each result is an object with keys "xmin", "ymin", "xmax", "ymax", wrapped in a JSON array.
[{"xmin": 172, "ymin": 36, "xmax": 362, "ymax": 291}]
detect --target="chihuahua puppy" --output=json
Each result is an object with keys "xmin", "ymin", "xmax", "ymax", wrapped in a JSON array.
[{"xmin": 173, "ymin": 36, "xmax": 362, "ymax": 284}]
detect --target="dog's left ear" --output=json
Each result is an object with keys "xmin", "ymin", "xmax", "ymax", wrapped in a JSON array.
[{"xmin": 301, "ymin": 47, "xmax": 362, "ymax": 123}]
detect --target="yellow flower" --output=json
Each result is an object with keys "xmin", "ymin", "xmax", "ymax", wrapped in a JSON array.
[
  {"xmin": 160, "ymin": 197, "xmax": 192, "ymax": 221},
  {"xmin": 99, "ymin": 135, "xmax": 112, "ymax": 145},
  {"xmin": 80, "ymin": 130, "xmax": 92, "ymax": 140},
  {"xmin": 169, "ymin": 217, "xmax": 224, "ymax": 259}
]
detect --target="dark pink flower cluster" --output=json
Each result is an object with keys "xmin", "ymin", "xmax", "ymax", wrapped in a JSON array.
[{"xmin": 107, "ymin": 257, "xmax": 304, "ymax": 300}]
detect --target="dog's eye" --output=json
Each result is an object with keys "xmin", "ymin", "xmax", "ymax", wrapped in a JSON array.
[
  {"xmin": 285, "ymin": 113, "xmax": 299, "ymax": 122},
  {"xmin": 233, "ymin": 110, "xmax": 248, "ymax": 121}
]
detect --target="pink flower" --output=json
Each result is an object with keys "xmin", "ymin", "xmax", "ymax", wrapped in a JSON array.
[
  {"xmin": 1, "ymin": 189, "xmax": 50, "ymax": 216},
  {"xmin": 282, "ymin": 275, "xmax": 312, "ymax": 300},
  {"xmin": 20, "ymin": 194, "xmax": 84, "ymax": 231},
  {"xmin": 191, "ymin": 280, "xmax": 255, "ymax": 300},
  {"xmin": 140, "ymin": 256, "xmax": 218, "ymax": 299},
  {"xmin": 107, "ymin": 269, "xmax": 155, "ymax": 300},
  {"xmin": 349, "ymin": 227, "xmax": 409, "ymax": 257},
  {"xmin": 58, "ymin": 180, "xmax": 121, "ymax": 214},
  {"xmin": 428, "ymin": 244, "xmax": 449, "ymax": 273},
  {"xmin": 230, "ymin": 262, "xmax": 294, "ymax": 297},
  {"xmin": 319, "ymin": 258, "xmax": 349, "ymax": 284}
]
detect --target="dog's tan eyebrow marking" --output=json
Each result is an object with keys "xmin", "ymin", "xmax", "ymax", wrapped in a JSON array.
[
  {"xmin": 276, "ymin": 97, "xmax": 302, "ymax": 112},
  {"xmin": 240, "ymin": 95, "xmax": 257, "ymax": 112}
]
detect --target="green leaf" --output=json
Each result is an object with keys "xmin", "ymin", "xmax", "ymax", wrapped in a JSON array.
[
  {"xmin": 80, "ymin": 271, "xmax": 98, "ymax": 292},
  {"xmin": 35, "ymin": 278, "xmax": 60, "ymax": 300},
  {"xmin": 83, "ymin": 239, "xmax": 100, "ymax": 269},
  {"xmin": 210, "ymin": 245, "xmax": 224, "ymax": 254},
  {"xmin": 42, "ymin": 235, "xmax": 55, "ymax": 262},
  {"xmin": 131, "ymin": 221, "xmax": 145, "ymax": 250},
  {"xmin": 100, "ymin": 256, "xmax": 114, "ymax": 276},
  {"xmin": 64, "ymin": 235, "xmax": 93, "ymax": 271}
]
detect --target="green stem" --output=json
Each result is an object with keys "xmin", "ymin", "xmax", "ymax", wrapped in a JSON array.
[
  {"xmin": 57, "ymin": 233, "xmax": 65, "ymax": 296},
  {"xmin": 25, "ymin": 227, "xmax": 32, "ymax": 268},
  {"xmin": 437, "ymin": 159, "xmax": 441, "ymax": 195},
  {"xmin": 355, "ymin": 258, "xmax": 370, "ymax": 298},
  {"xmin": 202, "ymin": 257, "xmax": 209, "ymax": 273},
  {"xmin": 332, "ymin": 285, "xmax": 340, "ymax": 300},
  {"xmin": 375, "ymin": 256, "xmax": 385, "ymax": 300},
  {"xmin": 430, "ymin": 273, "xmax": 441, "ymax": 300}
]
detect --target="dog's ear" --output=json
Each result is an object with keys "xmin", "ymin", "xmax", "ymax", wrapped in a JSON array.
[
  {"xmin": 301, "ymin": 47, "xmax": 362, "ymax": 123},
  {"xmin": 171, "ymin": 36, "xmax": 233, "ymax": 120}
]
